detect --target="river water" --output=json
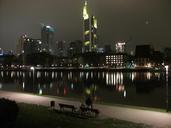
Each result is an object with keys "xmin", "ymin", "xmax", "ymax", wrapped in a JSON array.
[{"xmin": 0, "ymin": 70, "xmax": 170, "ymax": 109}]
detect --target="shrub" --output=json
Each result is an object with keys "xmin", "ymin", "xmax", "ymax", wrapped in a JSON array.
[{"xmin": 0, "ymin": 98, "xmax": 19, "ymax": 127}]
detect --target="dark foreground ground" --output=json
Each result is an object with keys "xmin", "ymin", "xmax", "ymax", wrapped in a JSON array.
[{"xmin": 15, "ymin": 104, "xmax": 150, "ymax": 128}]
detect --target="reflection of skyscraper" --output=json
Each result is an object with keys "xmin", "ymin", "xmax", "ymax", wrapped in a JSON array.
[
  {"xmin": 41, "ymin": 25, "xmax": 54, "ymax": 54},
  {"xmin": 83, "ymin": 1, "xmax": 97, "ymax": 53}
]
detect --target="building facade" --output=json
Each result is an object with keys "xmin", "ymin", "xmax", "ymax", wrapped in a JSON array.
[
  {"xmin": 68, "ymin": 40, "xmax": 82, "ymax": 57},
  {"xmin": 55, "ymin": 41, "xmax": 68, "ymax": 57},
  {"xmin": 16, "ymin": 35, "xmax": 27, "ymax": 55},
  {"xmin": 23, "ymin": 37, "xmax": 42, "ymax": 55},
  {"xmin": 105, "ymin": 53, "xmax": 127, "ymax": 68},
  {"xmin": 135, "ymin": 45, "xmax": 154, "ymax": 68},
  {"xmin": 83, "ymin": 1, "xmax": 97, "ymax": 53},
  {"xmin": 41, "ymin": 25, "xmax": 54, "ymax": 54},
  {"xmin": 115, "ymin": 42, "xmax": 126, "ymax": 53},
  {"xmin": 104, "ymin": 42, "xmax": 127, "ymax": 68}
]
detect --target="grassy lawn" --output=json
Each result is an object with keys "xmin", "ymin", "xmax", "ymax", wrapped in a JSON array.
[{"xmin": 15, "ymin": 103, "xmax": 151, "ymax": 128}]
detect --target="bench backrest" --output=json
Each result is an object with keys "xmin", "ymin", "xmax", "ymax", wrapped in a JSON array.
[{"xmin": 59, "ymin": 104, "xmax": 75, "ymax": 108}]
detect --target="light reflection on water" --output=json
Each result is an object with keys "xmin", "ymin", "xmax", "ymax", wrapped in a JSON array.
[{"xmin": 0, "ymin": 70, "xmax": 170, "ymax": 109}]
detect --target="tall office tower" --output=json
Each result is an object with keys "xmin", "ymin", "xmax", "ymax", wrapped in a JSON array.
[
  {"xmin": 16, "ymin": 34, "xmax": 27, "ymax": 55},
  {"xmin": 83, "ymin": 1, "xmax": 97, "ymax": 53},
  {"xmin": 41, "ymin": 25, "xmax": 54, "ymax": 54}
]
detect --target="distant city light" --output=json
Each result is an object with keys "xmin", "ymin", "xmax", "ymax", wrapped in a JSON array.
[
  {"xmin": 30, "ymin": 67, "xmax": 35, "ymax": 71},
  {"xmin": 38, "ymin": 40, "xmax": 42, "ymax": 44},
  {"xmin": 46, "ymin": 25, "xmax": 51, "ymax": 28},
  {"xmin": 147, "ymin": 63, "xmax": 152, "ymax": 68},
  {"xmin": 85, "ymin": 88, "xmax": 91, "ymax": 95}
]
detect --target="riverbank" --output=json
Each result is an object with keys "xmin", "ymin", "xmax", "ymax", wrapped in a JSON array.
[{"xmin": 0, "ymin": 90, "xmax": 171, "ymax": 128}]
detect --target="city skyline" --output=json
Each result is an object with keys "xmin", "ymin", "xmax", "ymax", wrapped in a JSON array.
[{"xmin": 0, "ymin": 0, "xmax": 171, "ymax": 52}]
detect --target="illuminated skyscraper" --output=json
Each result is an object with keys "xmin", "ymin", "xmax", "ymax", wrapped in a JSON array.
[
  {"xmin": 41, "ymin": 25, "xmax": 54, "ymax": 54},
  {"xmin": 83, "ymin": 1, "xmax": 97, "ymax": 53},
  {"xmin": 115, "ymin": 42, "xmax": 126, "ymax": 53}
]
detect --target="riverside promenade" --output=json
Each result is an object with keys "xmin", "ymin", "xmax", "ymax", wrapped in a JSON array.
[{"xmin": 0, "ymin": 90, "xmax": 171, "ymax": 128}]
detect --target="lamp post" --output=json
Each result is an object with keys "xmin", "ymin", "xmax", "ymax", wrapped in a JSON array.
[
  {"xmin": 22, "ymin": 50, "xmax": 25, "ymax": 67},
  {"xmin": 30, "ymin": 66, "xmax": 35, "ymax": 92},
  {"xmin": 165, "ymin": 65, "xmax": 169, "ymax": 112}
]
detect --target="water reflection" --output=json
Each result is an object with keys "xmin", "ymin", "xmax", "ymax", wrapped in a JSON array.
[
  {"xmin": 0, "ymin": 70, "xmax": 169, "ymax": 109},
  {"xmin": 0, "ymin": 83, "xmax": 2, "ymax": 89}
]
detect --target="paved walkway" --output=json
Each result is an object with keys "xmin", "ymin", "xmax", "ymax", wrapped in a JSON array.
[{"xmin": 0, "ymin": 90, "xmax": 171, "ymax": 128}]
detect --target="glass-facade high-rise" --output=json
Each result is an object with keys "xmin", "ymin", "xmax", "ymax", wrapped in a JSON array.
[
  {"xmin": 41, "ymin": 25, "xmax": 54, "ymax": 54},
  {"xmin": 83, "ymin": 1, "xmax": 97, "ymax": 53}
]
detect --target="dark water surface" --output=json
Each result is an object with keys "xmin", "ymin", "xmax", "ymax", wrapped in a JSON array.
[{"xmin": 0, "ymin": 70, "xmax": 170, "ymax": 109}]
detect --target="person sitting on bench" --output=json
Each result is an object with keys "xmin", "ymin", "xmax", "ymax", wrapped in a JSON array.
[{"xmin": 85, "ymin": 95, "xmax": 93, "ymax": 109}]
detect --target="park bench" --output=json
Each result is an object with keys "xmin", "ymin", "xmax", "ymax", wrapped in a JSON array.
[
  {"xmin": 58, "ymin": 103, "xmax": 76, "ymax": 112},
  {"xmin": 80, "ymin": 106, "xmax": 100, "ymax": 117}
]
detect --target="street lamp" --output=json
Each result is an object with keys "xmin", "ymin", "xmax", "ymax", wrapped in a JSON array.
[
  {"xmin": 22, "ymin": 50, "xmax": 25, "ymax": 66},
  {"xmin": 165, "ymin": 65, "xmax": 169, "ymax": 112},
  {"xmin": 30, "ymin": 67, "xmax": 35, "ymax": 92}
]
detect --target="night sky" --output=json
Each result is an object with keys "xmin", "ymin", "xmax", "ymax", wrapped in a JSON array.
[{"xmin": 0, "ymin": 0, "xmax": 170, "ymax": 52}]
